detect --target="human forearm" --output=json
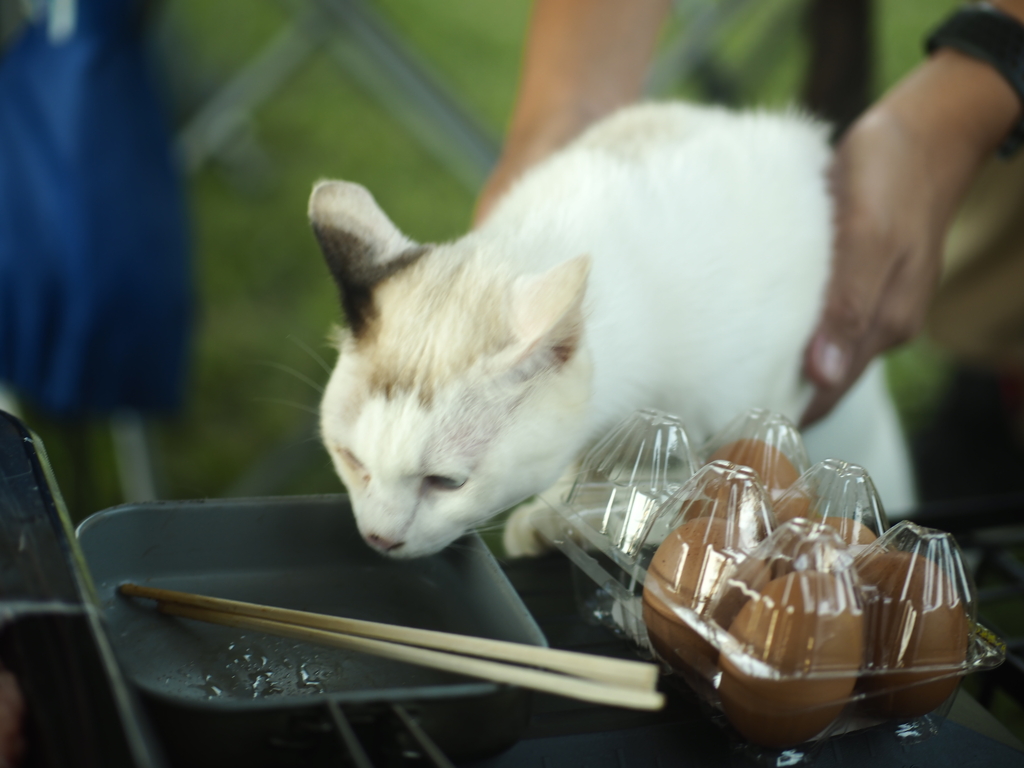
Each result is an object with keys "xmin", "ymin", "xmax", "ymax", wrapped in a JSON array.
[
  {"xmin": 885, "ymin": 48, "xmax": 1020, "ymax": 207},
  {"xmin": 475, "ymin": 0, "xmax": 671, "ymax": 223},
  {"xmin": 802, "ymin": 1, "xmax": 1024, "ymax": 425},
  {"xmin": 505, "ymin": 0, "xmax": 670, "ymax": 154}
]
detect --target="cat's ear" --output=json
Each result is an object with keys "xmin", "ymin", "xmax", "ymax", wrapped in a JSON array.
[
  {"xmin": 506, "ymin": 255, "xmax": 590, "ymax": 379},
  {"xmin": 308, "ymin": 180, "xmax": 429, "ymax": 336}
]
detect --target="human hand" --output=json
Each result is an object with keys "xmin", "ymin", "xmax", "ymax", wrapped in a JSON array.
[
  {"xmin": 800, "ymin": 110, "xmax": 945, "ymax": 426},
  {"xmin": 802, "ymin": 47, "xmax": 1023, "ymax": 426}
]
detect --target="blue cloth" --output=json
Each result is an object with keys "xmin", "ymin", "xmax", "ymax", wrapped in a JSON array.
[{"xmin": 0, "ymin": 0, "xmax": 191, "ymax": 415}]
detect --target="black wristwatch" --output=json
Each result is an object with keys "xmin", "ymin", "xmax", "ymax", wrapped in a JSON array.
[{"xmin": 926, "ymin": 2, "xmax": 1024, "ymax": 157}]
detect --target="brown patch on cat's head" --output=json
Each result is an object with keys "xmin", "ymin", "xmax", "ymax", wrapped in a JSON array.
[
  {"xmin": 551, "ymin": 333, "xmax": 581, "ymax": 365},
  {"xmin": 312, "ymin": 226, "xmax": 430, "ymax": 338},
  {"xmin": 308, "ymin": 181, "xmax": 429, "ymax": 338},
  {"xmin": 356, "ymin": 253, "xmax": 514, "ymax": 406},
  {"xmin": 348, "ymin": 251, "xmax": 591, "ymax": 408},
  {"xmin": 310, "ymin": 180, "xmax": 591, "ymax": 410}
]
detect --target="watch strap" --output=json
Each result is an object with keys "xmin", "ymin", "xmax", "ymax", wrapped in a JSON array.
[{"xmin": 927, "ymin": 3, "xmax": 1024, "ymax": 157}]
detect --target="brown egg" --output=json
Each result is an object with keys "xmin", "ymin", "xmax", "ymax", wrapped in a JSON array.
[
  {"xmin": 708, "ymin": 558, "xmax": 772, "ymax": 631},
  {"xmin": 774, "ymin": 490, "xmax": 814, "ymax": 523},
  {"xmin": 642, "ymin": 588, "xmax": 718, "ymax": 676},
  {"xmin": 709, "ymin": 439, "xmax": 800, "ymax": 499},
  {"xmin": 718, "ymin": 571, "xmax": 863, "ymax": 748},
  {"xmin": 772, "ymin": 490, "xmax": 878, "ymax": 545},
  {"xmin": 672, "ymin": 464, "xmax": 773, "ymax": 551},
  {"xmin": 642, "ymin": 517, "xmax": 738, "ymax": 674},
  {"xmin": 646, "ymin": 517, "xmax": 737, "ymax": 605},
  {"xmin": 857, "ymin": 551, "xmax": 969, "ymax": 718},
  {"xmin": 822, "ymin": 516, "xmax": 877, "ymax": 546}
]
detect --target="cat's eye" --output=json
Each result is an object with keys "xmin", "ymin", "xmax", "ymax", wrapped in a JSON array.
[
  {"xmin": 336, "ymin": 448, "xmax": 370, "ymax": 485},
  {"xmin": 424, "ymin": 475, "xmax": 467, "ymax": 491},
  {"xmin": 338, "ymin": 448, "xmax": 365, "ymax": 471}
]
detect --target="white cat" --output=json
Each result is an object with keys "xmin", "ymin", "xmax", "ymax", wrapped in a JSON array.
[{"xmin": 311, "ymin": 102, "xmax": 914, "ymax": 559}]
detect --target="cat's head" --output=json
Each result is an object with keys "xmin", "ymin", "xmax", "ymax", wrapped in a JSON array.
[{"xmin": 309, "ymin": 180, "xmax": 593, "ymax": 558}]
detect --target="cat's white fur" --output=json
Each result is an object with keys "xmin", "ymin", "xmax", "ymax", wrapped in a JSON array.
[{"xmin": 312, "ymin": 102, "xmax": 914, "ymax": 559}]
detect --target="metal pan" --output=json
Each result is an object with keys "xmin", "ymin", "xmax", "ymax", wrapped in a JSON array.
[{"xmin": 77, "ymin": 496, "xmax": 545, "ymax": 765}]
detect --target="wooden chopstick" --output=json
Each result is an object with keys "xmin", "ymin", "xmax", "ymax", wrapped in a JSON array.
[
  {"xmin": 119, "ymin": 583, "xmax": 659, "ymax": 692},
  {"xmin": 154, "ymin": 600, "xmax": 664, "ymax": 711}
]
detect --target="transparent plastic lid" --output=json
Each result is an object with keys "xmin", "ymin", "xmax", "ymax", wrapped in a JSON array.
[
  {"xmin": 541, "ymin": 408, "xmax": 1006, "ymax": 756},
  {"xmin": 854, "ymin": 520, "xmax": 978, "ymax": 719},
  {"xmin": 702, "ymin": 409, "xmax": 809, "ymax": 501},
  {"xmin": 639, "ymin": 460, "xmax": 775, "ymax": 562},
  {"xmin": 711, "ymin": 519, "xmax": 862, "ymax": 647},
  {"xmin": 773, "ymin": 459, "xmax": 889, "ymax": 548},
  {"xmin": 564, "ymin": 408, "xmax": 698, "ymax": 556},
  {"xmin": 640, "ymin": 462, "xmax": 776, "ymax": 678}
]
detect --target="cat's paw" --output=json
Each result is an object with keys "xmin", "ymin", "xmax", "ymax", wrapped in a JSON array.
[{"xmin": 502, "ymin": 500, "xmax": 556, "ymax": 558}]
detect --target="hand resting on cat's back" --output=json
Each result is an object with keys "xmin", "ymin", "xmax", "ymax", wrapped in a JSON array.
[{"xmin": 309, "ymin": 102, "xmax": 913, "ymax": 559}]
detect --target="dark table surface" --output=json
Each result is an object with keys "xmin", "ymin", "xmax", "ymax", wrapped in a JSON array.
[{"xmin": 469, "ymin": 554, "xmax": 1024, "ymax": 768}]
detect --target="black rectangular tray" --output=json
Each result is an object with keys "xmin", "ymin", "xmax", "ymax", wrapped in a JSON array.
[{"xmin": 77, "ymin": 495, "xmax": 547, "ymax": 765}]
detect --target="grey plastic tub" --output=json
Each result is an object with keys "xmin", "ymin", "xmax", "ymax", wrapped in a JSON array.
[{"xmin": 77, "ymin": 495, "xmax": 545, "ymax": 765}]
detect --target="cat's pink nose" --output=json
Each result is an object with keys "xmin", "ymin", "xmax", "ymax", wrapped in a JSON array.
[{"xmin": 366, "ymin": 533, "xmax": 404, "ymax": 552}]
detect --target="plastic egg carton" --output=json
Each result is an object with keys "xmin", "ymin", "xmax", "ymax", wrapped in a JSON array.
[
  {"xmin": 542, "ymin": 408, "xmax": 699, "ymax": 648},
  {"xmin": 535, "ymin": 408, "xmax": 1006, "ymax": 765},
  {"xmin": 538, "ymin": 408, "xmax": 808, "ymax": 648}
]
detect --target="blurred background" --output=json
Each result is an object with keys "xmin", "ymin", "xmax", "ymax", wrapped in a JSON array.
[{"xmin": 7, "ymin": 0, "xmax": 1024, "ymax": 741}]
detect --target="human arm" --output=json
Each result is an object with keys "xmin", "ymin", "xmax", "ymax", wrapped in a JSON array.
[
  {"xmin": 473, "ymin": 0, "xmax": 672, "ymax": 225},
  {"xmin": 801, "ymin": 1, "xmax": 1024, "ymax": 426},
  {"xmin": 0, "ymin": 666, "xmax": 25, "ymax": 767}
]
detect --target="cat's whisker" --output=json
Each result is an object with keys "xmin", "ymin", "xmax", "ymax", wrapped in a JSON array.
[
  {"xmin": 257, "ymin": 361, "xmax": 326, "ymax": 395},
  {"xmin": 471, "ymin": 523, "xmax": 508, "ymax": 535},
  {"xmin": 250, "ymin": 397, "xmax": 320, "ymax": 416},
  {"xmin": 287, "ymin": 335, "xmax": 333, "ymax": 376},
  {"xmin": 472, "ymin": 517, "xmax": 513, "ymax": 532}
]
